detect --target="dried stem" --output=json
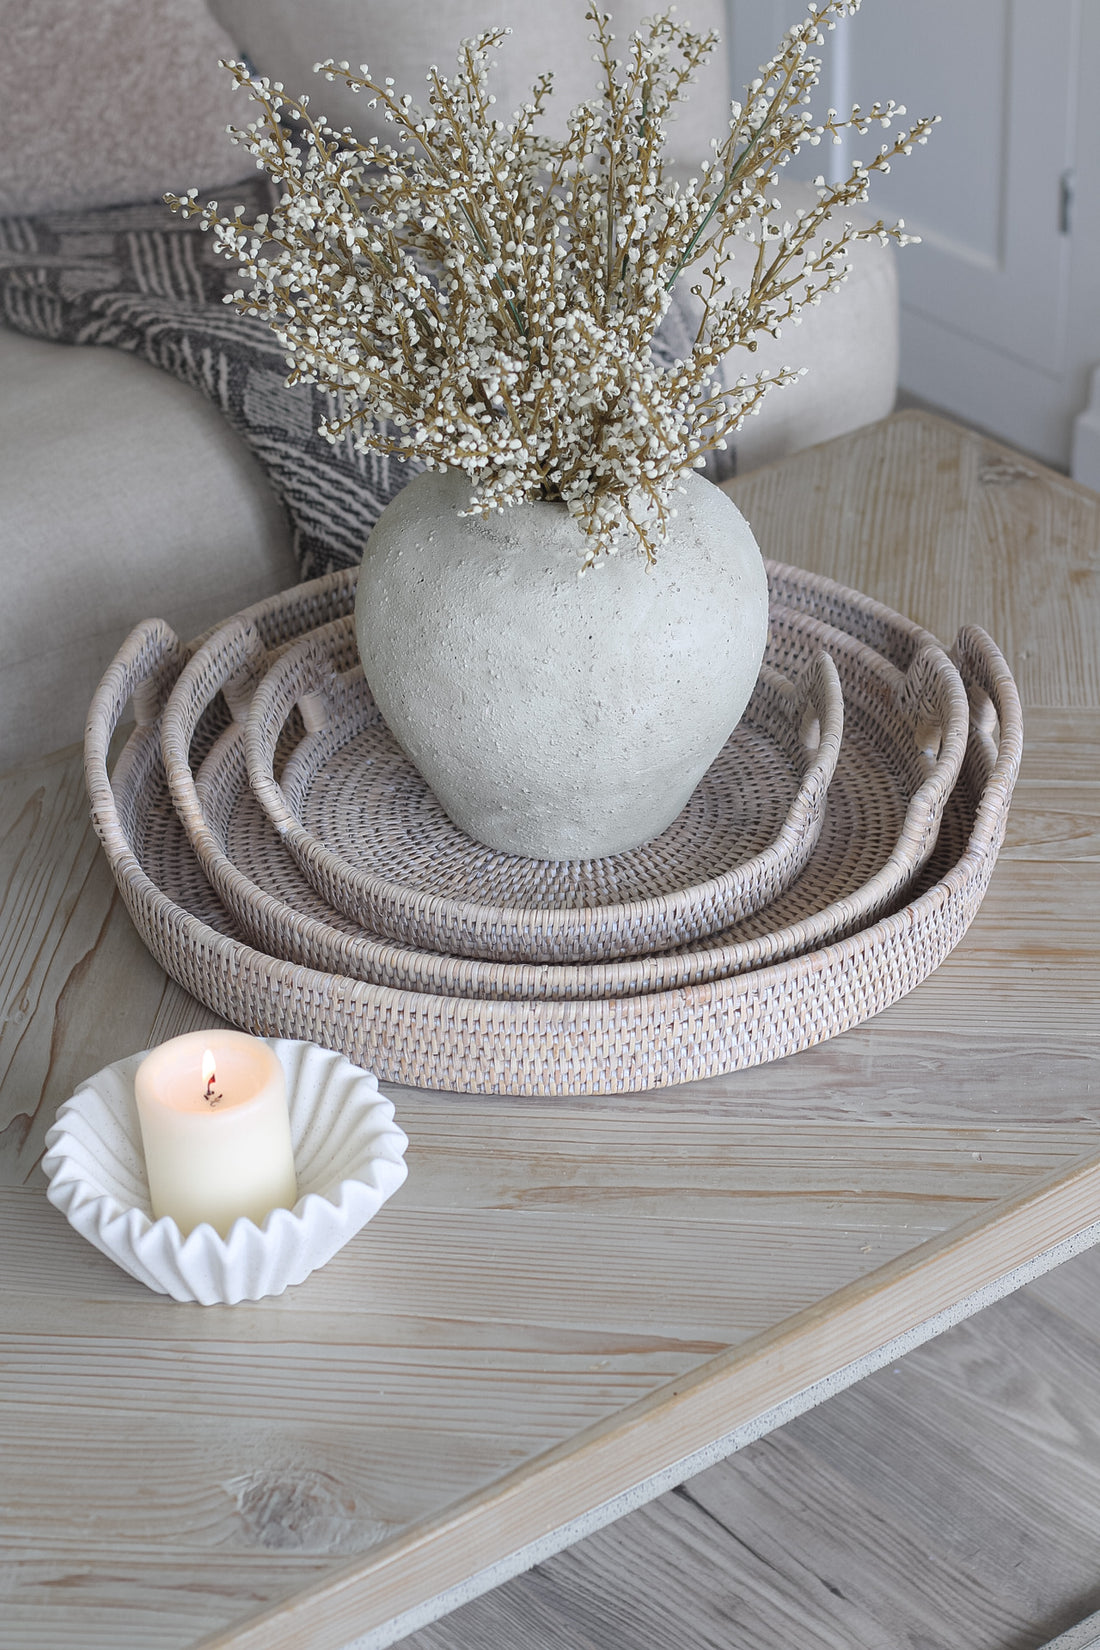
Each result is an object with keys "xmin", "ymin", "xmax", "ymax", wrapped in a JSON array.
[{"xmin": 166, "ymin": 0, "xmax": 935, "ymax": 568}]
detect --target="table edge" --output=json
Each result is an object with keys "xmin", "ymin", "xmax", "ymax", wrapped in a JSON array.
[{"xmin": 193, "ymin": 1140, "xmax": 1100, "ymax": 1650}]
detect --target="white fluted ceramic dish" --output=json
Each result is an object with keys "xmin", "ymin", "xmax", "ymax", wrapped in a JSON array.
[
  {"xmin": 81, "ymin": 571, "xmax": 1022, "ymax": 1094},
  {"xmin": 42, "ymin": 1039, "xmax": 408, "ymax": 1304}
]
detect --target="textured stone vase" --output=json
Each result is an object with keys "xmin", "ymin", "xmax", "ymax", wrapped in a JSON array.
[{"xmin": 353, "ymin": 468, "xmax": 769, "ymax": 859}]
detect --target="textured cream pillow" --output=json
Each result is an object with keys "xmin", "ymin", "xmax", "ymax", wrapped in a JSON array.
[
  {"xmin": 0, "ymin": 0, "xmax": 254, "ymax": 215},
  {"xmin": 207, "ymin": 0, "xmax": 732, "ymax": 167}
]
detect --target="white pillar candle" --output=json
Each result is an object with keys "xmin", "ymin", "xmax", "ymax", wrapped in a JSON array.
[{"xmin": 135, "ymin": 1031, "xmax": 298, "ymax": 1238}]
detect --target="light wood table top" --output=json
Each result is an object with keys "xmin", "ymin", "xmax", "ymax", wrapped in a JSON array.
[{"xmin": 2, "ymin": 410, "xmax": 1098, "ymax": 1650}]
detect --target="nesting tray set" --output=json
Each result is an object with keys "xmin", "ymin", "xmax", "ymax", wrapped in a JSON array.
[{"xmin": 85, "ymin": 560, "xmax": 1023, "ymax": 1095}]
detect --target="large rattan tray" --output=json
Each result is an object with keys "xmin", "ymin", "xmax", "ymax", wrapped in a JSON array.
[{"xmin": 84, "ymin": 564, "xmax": 1022, "ymax": 1095}]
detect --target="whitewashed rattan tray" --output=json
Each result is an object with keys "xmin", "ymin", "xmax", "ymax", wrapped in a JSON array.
[
  {"xmin": 161, "ymin": 589, "xmax": 967, "ymax": 998},
  {"xmin": 83, "ymin": 563, "xmax": 1022, "ymax": 1094},
  {"xmin": 242, "ymin": 625, "xmax": 845, "ymax": 962}
]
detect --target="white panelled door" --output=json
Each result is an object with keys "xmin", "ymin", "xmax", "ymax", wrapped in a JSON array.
[{"xmin": 723, "ymin": 0, "xmax": 1100, "ymax": 473}]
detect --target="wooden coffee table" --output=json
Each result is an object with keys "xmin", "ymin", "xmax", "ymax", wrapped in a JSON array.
[{"xmin": 2, "ymin": 410, "xmax": 1098, "ymax": 1650}]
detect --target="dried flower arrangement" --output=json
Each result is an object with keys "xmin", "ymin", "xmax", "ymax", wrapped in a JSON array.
[{"xmin": 167, "ymin": 0, "xmax": 935, "ymax": 568}]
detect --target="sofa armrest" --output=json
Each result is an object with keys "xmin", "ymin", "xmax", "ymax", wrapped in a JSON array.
[{"xmin": 0, "ymin": 328, "xmax": 297, "ymax": 771}]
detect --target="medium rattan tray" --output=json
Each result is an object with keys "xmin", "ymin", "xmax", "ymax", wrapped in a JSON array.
[
  {"xmin": 160, "ymin": 588, "xmax": 967, "ymax": 998},
  {"xmin": 84, "ymin": 565, "xmax": 1022, "ymax": 1095}
]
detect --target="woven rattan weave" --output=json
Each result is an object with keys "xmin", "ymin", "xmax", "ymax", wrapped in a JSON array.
[
  {"xmin": 160, "ymin": 585, "xmax": 968, "ymax": 999},
  {"xmin": 241, "ymin": 620, "xmax": 845, "ymax": 963},
  {"xmin": 84, "ymin": 564, "xmax": 1022, "ymax": 1094}
]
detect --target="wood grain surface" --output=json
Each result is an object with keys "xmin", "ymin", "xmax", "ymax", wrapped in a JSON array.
[
  {"xmin": 1, "ymin": 411, "xmax": 1098, "ymax": 1650},
  {"xmin": 401, "ymin": 1241, "xmax": 1100, "ymax": 1650}
]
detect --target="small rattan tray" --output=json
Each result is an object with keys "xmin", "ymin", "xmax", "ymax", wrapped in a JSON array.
[
  {"xmin": 84, "ymin": 564, "xmax": 1022, "ymax": 1095},
  {"xmin": 241, "ymin": 619, "xmax": 845, "ymax": 963}
]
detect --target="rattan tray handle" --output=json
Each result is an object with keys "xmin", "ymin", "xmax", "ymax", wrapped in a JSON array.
[
  {"xmin": 84, "ymin": 619, "xmax": 186, "ymax": 864},
  {"xmin": 160, "ymin": 618, "xmax": 271, "ymax": 853},
  {"xmin": 949, "ymin": 624, "xmax": 1024, "ymax": 852}
]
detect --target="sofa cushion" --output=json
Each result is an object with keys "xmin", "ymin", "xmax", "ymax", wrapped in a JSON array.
[
  {"xmin": 0, "ymin": 0, "xmax": 253, "ymax": 215},
  {"xmin": 206, "ymin": 0, "xmax": 730, "ymax": 163},
  {"xmin": 0, "ymin": 327, "xmax": 296, "ymax": 772},
  {"xmin": 708, "ymin": 182, "xmax": 900, "ymax": 473},
  {"xmin": 202, "ymin": 2, "xmax": 897, "ymax": 470}
]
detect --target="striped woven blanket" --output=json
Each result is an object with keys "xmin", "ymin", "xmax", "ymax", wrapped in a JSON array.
[{"xmin": 0, "ymin": 177, "xmax": 729, "ymax": 582}]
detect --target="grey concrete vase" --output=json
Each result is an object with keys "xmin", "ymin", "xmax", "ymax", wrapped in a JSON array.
[{"xmin": 353, "ymin": 469, "xmax": 770, "ymax": 859}]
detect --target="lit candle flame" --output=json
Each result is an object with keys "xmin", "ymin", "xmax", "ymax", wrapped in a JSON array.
[{"xmin": 202, "ymin": 1048, "xmax": 217, "ymax": 1098}]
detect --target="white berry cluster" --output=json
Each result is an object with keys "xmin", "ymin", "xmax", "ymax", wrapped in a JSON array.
[{"xmin": 167, "ymin": 0, "xmax": 935, "ymax": 568}]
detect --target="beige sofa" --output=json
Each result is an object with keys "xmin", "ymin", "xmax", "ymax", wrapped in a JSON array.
[{"xmin": 0, "ymin": 0, "xmax": 898, "ymax": 772}]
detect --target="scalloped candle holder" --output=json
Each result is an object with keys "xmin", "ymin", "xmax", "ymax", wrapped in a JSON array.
[{"xmin": 42, "ymin": 1039, "xmax": 408, "ymax": 1304}]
